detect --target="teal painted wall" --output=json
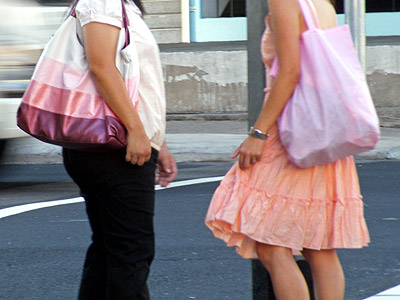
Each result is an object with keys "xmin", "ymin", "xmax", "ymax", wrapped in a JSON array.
[
  {"xmin": 337, "ymin": 12, "xmax": 400, "ymax": 36},
  {"xmin": 190, "ymin": 0, "xmax": 400, "ymax": 43},
  {"xmin": 195, "ymin": 17, "xmax": 247, "ymax": 42},
  {"xmin": 190, "ymin": 0, "xmax": 247, "ymax": 42}
]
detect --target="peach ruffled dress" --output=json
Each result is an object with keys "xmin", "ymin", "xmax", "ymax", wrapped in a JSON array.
[{"xmin": 205, "ymin": 24, "xmax": 370, "ymax": 259}]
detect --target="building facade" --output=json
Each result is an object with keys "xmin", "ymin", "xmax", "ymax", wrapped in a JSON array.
[
  {"xmin": 190, "ymin": 0, "xmax": 400, "ymax": 42},
  {"xmin": 30, "ymin": 0, "xmax": 400, "ymax": 43}
]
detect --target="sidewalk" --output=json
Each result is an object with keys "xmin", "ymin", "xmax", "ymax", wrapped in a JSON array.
[{"xmin": 1, "ymin": 120, "xmax": 400, "ymax": 164}]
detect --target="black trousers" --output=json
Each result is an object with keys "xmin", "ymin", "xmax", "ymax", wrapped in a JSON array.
[{"xmin": 63, "ymin": 148, "xmax": 158, "ymax": 300}]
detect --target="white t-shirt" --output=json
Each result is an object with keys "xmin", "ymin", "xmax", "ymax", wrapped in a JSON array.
[{"xmin": 75, "ymin": 0, "xmax": 166, "ymax": 150}]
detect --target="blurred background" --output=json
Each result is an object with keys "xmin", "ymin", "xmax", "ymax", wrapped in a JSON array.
[
  {"xmin": 1, "ymin": 0, "xmax": 399, "ymax": 163},
  {"xmin": 0, "ymin": 0, "xmax": 70, "ymax": 157}
]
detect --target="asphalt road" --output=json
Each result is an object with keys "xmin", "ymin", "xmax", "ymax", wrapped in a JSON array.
[{"xmin": 0, "ymin": 161, "xmax": 399, "ymax": 300}]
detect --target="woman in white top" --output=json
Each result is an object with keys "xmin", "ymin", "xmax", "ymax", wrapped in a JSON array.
[{"xmin": 62, "ymin": 0, "xmax": 177, "ymax": 299}]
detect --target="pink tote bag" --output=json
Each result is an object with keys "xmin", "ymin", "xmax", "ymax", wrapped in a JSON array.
[
  {"xmin": 271, "ymin": 0, "xmax": 380, "ymax": 168},
  {"xmin": 17, "ymin": 0, "xmax": 139, "ymax": 152}
]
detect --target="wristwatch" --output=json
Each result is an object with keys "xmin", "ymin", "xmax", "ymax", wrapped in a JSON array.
[{"xmin": 248, "ymin": 127, "xmax": 269, "ymax": 140}]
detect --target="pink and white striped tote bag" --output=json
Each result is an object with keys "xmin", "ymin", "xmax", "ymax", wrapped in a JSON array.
[{"xmin": 17, "ymin": 0, "xmax": 139, "ymax": 152}]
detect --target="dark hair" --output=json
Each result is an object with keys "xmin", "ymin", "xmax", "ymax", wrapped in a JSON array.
[{"xmin": 125, "ymin": 0, "xmax": 145, "ymax": 13}]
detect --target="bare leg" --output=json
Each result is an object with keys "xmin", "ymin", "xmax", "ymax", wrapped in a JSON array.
[
  {"xmin": 256, "ymin": 243, "xmax": 310, "ymax": 300},
  {"xmin": 302, "ymin": 249, "xmax": 345, "ymax": 300}
]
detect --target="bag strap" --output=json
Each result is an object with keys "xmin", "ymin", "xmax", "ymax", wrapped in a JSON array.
[
  {"xmin": 69, "ymin": 0, "xmax": 130, "ymax": 47},
  {"xmin": 297, "ymin": 0, "xmax": 321, "ymax": 30},
  {"xmin": 120, "ymin": 1, "xmax": 130, "ymax": 47},
  {"xmin": 69, "ymin": 0, "xmax": 79, "ymax": 17}
]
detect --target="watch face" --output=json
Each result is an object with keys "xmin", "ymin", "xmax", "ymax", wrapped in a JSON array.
[
  {"xmin": 249, "ymin": 127, "xmax": 268, "ymax": 140},
  {"xmin": 249, "ymin": 127, "xmax": 269, "ymax": 140},
  {"xmin": 255, "ymin": 132, "xmax": 264, "ymax": 139}
]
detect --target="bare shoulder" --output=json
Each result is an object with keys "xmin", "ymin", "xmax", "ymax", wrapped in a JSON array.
[
  {"xmin": 268, "ymin": 0, "xmax": 301, "ymax": 23},
  {"xmin": 310, "ymin": 0, "xmax": 338, "ymax": 29},
  {"xmin": 268, "ymin": 0, "xmax": 301, "ymax": 29},
  {"xmin": 268, "ymin": 0, "xmax": 300, "ymax": 11}
]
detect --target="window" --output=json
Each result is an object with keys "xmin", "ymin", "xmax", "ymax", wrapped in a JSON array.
[
  {"xmin": 202, "ymin": 0, "xmax": 246, "ymax": 18},
  {"xmin": 335, "ymin": 0, "xmax": 400, "ymax": 14}
]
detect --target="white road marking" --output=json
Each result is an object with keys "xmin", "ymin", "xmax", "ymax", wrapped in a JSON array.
[
  {"xmin": 1, "ymin": 175, "xmax": 397, "ymax": 300},
  {"xmin": 0, "ymin": 177, "xmax": 224, "ymax": 219},
  {"xmin": 362, "ymin": 285, "xmax": 400, "ymax": 299},
  {"xmin": 155, "ymin": 176, "xmax": 224, "ymax": 190},
  {"xmin": 382, "ymin": 218, "xmax": 399, "ymax": 221},
  {"xmin": 0, "ymin": 197, "xmax": 83, "ymax": 219}
]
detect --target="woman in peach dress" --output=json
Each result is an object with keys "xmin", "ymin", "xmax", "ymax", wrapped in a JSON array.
[{"xmin": 205, "ymin": 0, "xmax": 370, "ymax": 299}]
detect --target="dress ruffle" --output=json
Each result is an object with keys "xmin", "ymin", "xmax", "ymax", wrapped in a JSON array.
[{"xmin": 205, "ymin": 124, "xmax": 370, "ymax": 259}]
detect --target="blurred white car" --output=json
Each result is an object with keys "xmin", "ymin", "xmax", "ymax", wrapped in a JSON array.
[
  {"xmin": 0, "ymin": 0, "xmax": 68, "ymax": 144},
  {"xmin": 0, "ymin": 45, "xmax": 39, "ymax": 140}
]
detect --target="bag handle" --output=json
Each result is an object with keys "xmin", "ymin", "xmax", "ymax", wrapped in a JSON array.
[
  {"xmin": 69, "ymin": 0, "xmax": 130, "ymax": 47},
  {"xmin": 269, "ymin": 0, "xmax": 322, "ymax": 78},
  {"xmin": 69, "ymin": 0, "xmax": 79, "ymax": 17},
  {"xmin": 297, "ymin": 0, "xmax": 321, "ymax": 30},
  {"xmin": 120, "ymin": 0, "xmax": 130, "ymax": 47}
]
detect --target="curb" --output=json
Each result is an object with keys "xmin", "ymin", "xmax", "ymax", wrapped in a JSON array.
[
  {"xmin": 1, "ymin": 128, "xmax": 400, "ymax": 165},
  {"xmin": 166, "ymin": 113, "xmax": 248, "ymax": 121}
]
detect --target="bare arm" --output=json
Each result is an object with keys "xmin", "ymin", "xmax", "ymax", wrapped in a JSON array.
[
  {"xmin": 253, "ymin": 0, "xmax": 302, "ymax": 131},
  {"xmin": 82, "ymin": 22, "xmax": 151, "ymax": 166},
  {"xmin": 234, "ymin": 0, "xmax": 302, "ymax": 169},
  {"xmin": 156, "ymin": 141, "xmax": 178, "ymax": 187}
]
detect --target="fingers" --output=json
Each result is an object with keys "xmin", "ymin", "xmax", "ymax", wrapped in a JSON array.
[
  {"xmin": 157, "ymin": 170, "xmax": 173, "ymax": 187},
  {"xmin": 137, "ymin": 152, "xmax": 151, "ymax": 166},
  {"xmin": 251, "ymin": 155, "xmax": 260, "ymax": 164},
  {"xmin": 168, "ymin": 159, "xmax": 178, "ymax": 181},
  {"xmin": 239, "ymin": 154, "xmax": 259, "ymax": 169},
  {"xmin": 125, "ymin": 152, "xmax": 132, "ymax": 163},
  {"xmin": 161, "ymin": 157, "xmax": 172, "ymax": 174},
  {"xmin": 125, "ymin": 150, "xmax": 151, "ymax": 166},
  {"xmin": 238, "ymin": 148, "xmax": 262, "ymax": 169},
  {"xmin": 238, "ymin": 152, "xmax": 246, "ymax": 169},
  {"xmin": 156, "ymin": 168, "xmax": 169, "ymax": 187},
  {"xmin": 156, "ymin": 154, "xmax": 178, "ymax": 187},
  {"xmin": 239, "ymin": 155, "xmax": 260, "ymax": 169},
  {"xmin": 235, "ymin": 136, "xmax": 266, "ymax": 169},
  {"xmin": 232, "ymin": 146, "xmax": 240, "ymax": 159}
]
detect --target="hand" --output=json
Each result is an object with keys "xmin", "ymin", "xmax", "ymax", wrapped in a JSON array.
[
  {"xmin": 156, "ymin": 142, "xmax": 177, "ymax": 187},
  {"xmin": 125, "ymin": 130, "xmax": 152, "ymax": 166},
  {"xmin": 232, "ymin": 136, "xmax": 266, "ymax": 169}
]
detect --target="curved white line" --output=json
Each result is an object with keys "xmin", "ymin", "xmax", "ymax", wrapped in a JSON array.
[
  {"xmin": 0, "ymin": 176, "xmax": 224, "ymax": 219},
  {"xmin": 362, "ymin": 284, "xmax": 400, "ymax": 300},
  {"xmin": 0, "ymin": 197, "xmax": 84, "ymax": 219},
  {"xmin": 155, "ymin": 176, "xmax": 224, "ymax": 190},
  {"xmin": 1, "ymin": 175, "xmax": 396, "ymax": 300}
]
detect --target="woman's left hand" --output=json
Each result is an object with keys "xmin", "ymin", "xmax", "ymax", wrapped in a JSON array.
[
  {"xmin": 156, "ymin": 142, "xmax": 178, "ymax": 187},
  {"xmin": 232, "ymin": 136, "xmax": 266, "ymax": 169}
]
